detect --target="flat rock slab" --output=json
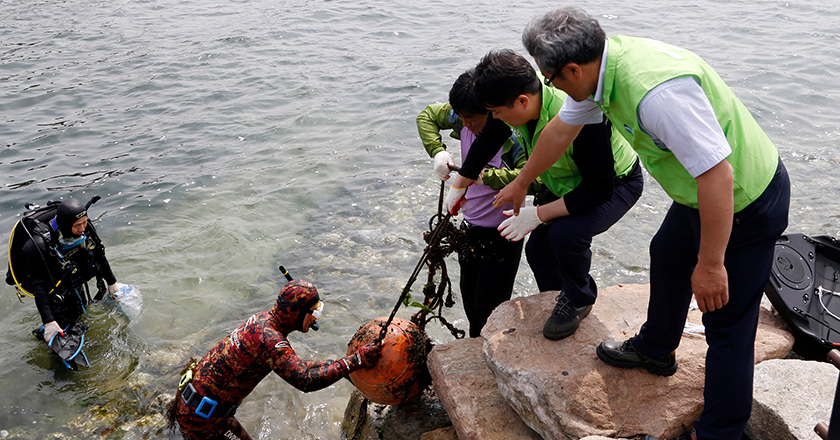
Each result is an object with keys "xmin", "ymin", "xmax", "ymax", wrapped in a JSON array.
[
  {"xmin": 481, "ymin": 284, "xmax": 794, "ymax": 440},
  {"xmin": 428, "ymin": 336, "xmax": 542, "ymax": 440}
]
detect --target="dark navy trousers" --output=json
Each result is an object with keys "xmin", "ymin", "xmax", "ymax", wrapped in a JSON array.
[
  {"xmin": 526, "ymin": 167, "xmax": 644, "ymax": 307},
  {"xmin": 458, "ymin": 222, "xmax": 524, "ymax": 338},
  {"xmin": 633, "ymin": 160, "xmax": 790, "ymax": 440}
]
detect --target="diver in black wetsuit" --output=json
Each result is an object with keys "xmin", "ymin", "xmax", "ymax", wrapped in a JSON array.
[{"xmin": 19, "ymin": 198, "xmax": 120, "ymax": 352}]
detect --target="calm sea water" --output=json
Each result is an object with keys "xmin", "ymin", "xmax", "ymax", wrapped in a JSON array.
[{"xmin": 1, "ymin": 0, "xmax": 838, "ymax": 438}]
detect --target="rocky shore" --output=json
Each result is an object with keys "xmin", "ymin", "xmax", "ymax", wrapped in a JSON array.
[
  {"xmin": 342, "ymin": 284, "xmax": 839, "ymax": 440},
  {"xmin": 11, "ymin": 284, "xmax": 832, "ymax": 439}
]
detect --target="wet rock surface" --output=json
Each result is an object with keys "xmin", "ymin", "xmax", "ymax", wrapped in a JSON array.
[{"xmin": 341, "ymin": 388, "xmax": 451, "ymax": 440}]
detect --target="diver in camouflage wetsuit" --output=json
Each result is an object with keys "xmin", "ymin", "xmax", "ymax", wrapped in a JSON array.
[{"xmin": 169, "ymin": 279, "xmax": 381, "ymax": 440}]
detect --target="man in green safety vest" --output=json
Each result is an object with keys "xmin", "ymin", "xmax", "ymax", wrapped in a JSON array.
[{"xmin": 493, "ymin": 6, "xmax": 790, "ymax": 440}]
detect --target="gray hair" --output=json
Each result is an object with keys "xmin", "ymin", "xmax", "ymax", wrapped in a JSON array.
[{"xmin": 522, "ymin": 6, "xmax": 605, "ymax": 77}]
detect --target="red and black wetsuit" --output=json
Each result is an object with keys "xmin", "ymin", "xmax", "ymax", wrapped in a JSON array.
[{"xmin": 176, "ymin": 310, "xmax": 360, "ymax": 440}]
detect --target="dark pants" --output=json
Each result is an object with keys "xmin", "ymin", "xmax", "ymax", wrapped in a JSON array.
[
  {"xmin": 526, "ymin": 167, "xmax": 644, "ymax": 307},
  {"xmin": 458, "ymin": 222, "xmax": 524, "ymax": 338},
  {"xmin": 633, "ymin": 160, "xmax": 790, "ymax": 440}
]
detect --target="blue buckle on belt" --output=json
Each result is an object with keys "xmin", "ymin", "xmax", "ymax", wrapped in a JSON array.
[
  {"xmin": 182, "ymin": 382, "xmax": 219, "ymax": 419},
  {"xmin": 195, "ymin": 396, "xmax": 218, "ymax": 419}
]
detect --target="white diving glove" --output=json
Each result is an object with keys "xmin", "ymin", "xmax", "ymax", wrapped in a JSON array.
[
  {"xmin": 433, "ymin": 151, "xmax": 456, "ymax": 180},
  {"xmin": 44, "ymin": 320, "xmax": 64, "ymax": 343},
  {"xmin": 498, "ymin": 206, "xmax": 543, "ymax": 241},
  {"xmin": 443, "ymin": 185, "xmax": 467, "ymax": 215}
]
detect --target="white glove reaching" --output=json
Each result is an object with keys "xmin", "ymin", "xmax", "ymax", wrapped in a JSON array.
[
  {"xmin": 433, "ymin": 151, "xmax": 456, "ymax": 180},
  {"xmin": 108, "ymin": 283, "xmax": 119, "ymax": 296},
  {"xmin": 443, "ymin": 185, "xmax": 467, "ymax": 215},
  {"xmin": 498, "ymin": 206, "xmax": 543, "ymax": 241},
  {"xmin": 44, "ymin": 320, "xmax": 64, "ymax": 343}
]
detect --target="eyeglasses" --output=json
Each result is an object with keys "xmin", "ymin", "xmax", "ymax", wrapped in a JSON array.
[
  {"xmin": 307, "ymin": 301, "xmax": 324, "ymax": 320},
  {"xmin": 543, "ymin": 72, "xmax": 558, "ymax": 86}
]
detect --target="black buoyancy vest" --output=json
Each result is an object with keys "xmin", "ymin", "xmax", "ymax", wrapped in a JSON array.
[{"xmin": 6, "ymin": 202, "xmax": 105, "ymax": 299}]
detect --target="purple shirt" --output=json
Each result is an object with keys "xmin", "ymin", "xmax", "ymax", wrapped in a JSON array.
[{"xmin": 460, "ymin": 127, "xmax": 522, "ymax": 228}]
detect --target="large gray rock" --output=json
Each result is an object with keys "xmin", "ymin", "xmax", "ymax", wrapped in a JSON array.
[
  {"xmin": 747, "ymin": 358, "xmax": 837, "ymax": 440},
  {"xmin": 481, "ymin": 284, "xmax": 794, "ymax": 440},
  {"xmin": 428, "ymin": 337, "xmax": 542, "ymax": 440}
]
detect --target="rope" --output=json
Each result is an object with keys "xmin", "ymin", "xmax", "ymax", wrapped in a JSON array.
[{"xmin": 377, "ymin": 181, "xmax": 467, "ymax": 342}]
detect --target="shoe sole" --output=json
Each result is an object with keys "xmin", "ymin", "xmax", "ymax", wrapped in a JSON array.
[
  {"xmin": 542, "ymin": 305, "xmax": 593, "ymax": 341},
  {"xmin": 595, "ymin": 344, "xmax": 678, "ymax": 376}
]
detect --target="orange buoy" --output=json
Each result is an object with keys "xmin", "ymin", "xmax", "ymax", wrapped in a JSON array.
[{"xmin": 347, "ymin": 317, "xmax": 431, "ymax": 405}]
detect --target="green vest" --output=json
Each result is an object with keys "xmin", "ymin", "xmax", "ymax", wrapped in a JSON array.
[
  {"xmin": 599, "ymin": 36, "xmax": 779, "ymax": 211},
  {"xmin": 510, "ymin": 81, "xmax": 637, "ymax": 198}
]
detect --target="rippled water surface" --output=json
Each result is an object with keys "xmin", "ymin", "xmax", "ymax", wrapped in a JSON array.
[{"xmin": 1, "ymin": 0, "xmax": 839, "ymax": 438}]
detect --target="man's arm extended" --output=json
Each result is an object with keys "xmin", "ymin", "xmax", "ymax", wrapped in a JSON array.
[{"xmin": 493, "ymin": 116, "xmax": 583, "ymax": 214}]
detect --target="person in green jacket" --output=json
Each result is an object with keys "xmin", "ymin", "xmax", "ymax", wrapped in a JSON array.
[
  {"xmin": 495, "ymin": 7, "xmax": 790, "ymax": 440},
  {"xmin": 444, "ymin": 50, "xmax": 643, "ymax": 341},
  {"xmin": 416, "ymin": 69, "xmax": 531, "ymax": 338}
]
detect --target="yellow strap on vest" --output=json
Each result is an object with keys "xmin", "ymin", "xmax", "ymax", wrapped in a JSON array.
[{"xmin": 179, "ymin": 361, "xmax": 197, "ymax": 391}]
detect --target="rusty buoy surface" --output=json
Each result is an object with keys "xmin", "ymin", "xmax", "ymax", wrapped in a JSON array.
[{"xmin": 347, "ymin": 317, "xmax": 431, "ymax": 405}]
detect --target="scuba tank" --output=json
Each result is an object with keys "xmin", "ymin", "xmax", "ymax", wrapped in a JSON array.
[{"xmin": 6, "ymin": 201, "xmax": 62, "ymax": 299}]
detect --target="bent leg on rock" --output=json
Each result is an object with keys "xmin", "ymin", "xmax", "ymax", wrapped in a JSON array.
[
  {"xmin": 529, "ymin": 218, "xmax": 596, "ymax": 340},
  {"xmin": 526, "ymin": 216, "xmax": 597, "ymax": 306},
  {"xmin": 527, "ymin": 173, "xmax": 642, "ymax": 308}
]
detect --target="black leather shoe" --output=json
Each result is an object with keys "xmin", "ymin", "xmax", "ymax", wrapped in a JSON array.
[
  {"xmin": 542, "ymin": 292, "xmax": 592, "ymax": 340},
  {"xmin": 596, "ymin": 336, "xmax": 678, "ymax": 376}
]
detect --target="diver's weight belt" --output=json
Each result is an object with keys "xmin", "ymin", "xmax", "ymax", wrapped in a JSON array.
[{"xmin": 181, "ymin": 382, "xmax": 239, "ymax": 419}]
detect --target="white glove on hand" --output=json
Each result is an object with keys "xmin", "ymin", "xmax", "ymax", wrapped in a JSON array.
[
  {"xmin": 433, "ymin": 151, "xmax": 455, "ymax": 180},
  {"xmin": 498, "ymin": 206, "xmax": 543, "ymax": 241},
  {"xmin": 44, "ymin": 320, "xmax": 64, "ymax": 343},
  {"xmin": 108, "ymin": 283, "xmax": 120, "ymax": 296},
  {"xmin": 443, "ymin": 185, "xmax": 467, "ymax": 215}
]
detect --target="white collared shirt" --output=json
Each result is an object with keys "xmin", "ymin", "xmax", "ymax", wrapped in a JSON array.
[{"xmin": 558, "ymin": 40, "xmax": 731, "ymax": 178}]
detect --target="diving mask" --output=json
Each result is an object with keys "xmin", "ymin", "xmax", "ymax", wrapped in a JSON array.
[
  {"xmin": 307, "ymin": 301, "xmax": 323, "ymax": 331},
  {"xmin": 308, "ymin": 301, "xmax": 324, "ymax": 320}
]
